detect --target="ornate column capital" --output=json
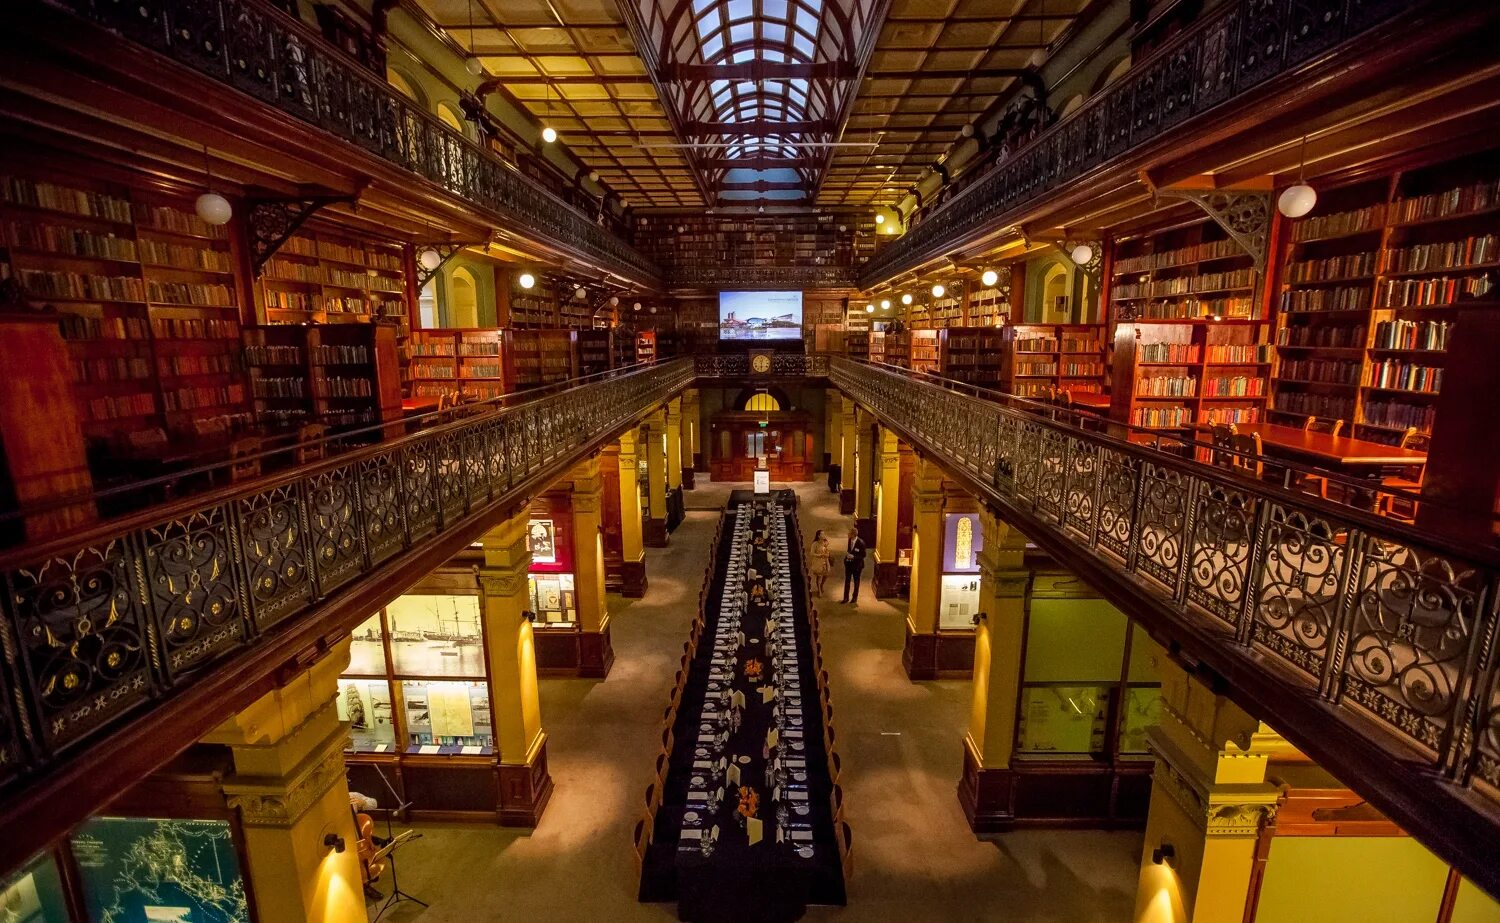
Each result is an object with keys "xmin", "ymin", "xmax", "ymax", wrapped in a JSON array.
[{"xmin": 222, "ymin": 709, "xmax": 348, "ymax": 829}]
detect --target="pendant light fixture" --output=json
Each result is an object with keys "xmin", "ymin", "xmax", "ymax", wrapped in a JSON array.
[
  {"xmin": 540, "ymin": 82, "xmax": 558, "ymax": 144},
  {"xmin": 194, "ymin": 144, "xmax": 232, "ymax": 226},
  {"xmin": 1029, "ymin": 0, "xmax": 1048, "ymax": 69},
  {"xmin": 900, "ymin": 293, "xmax": 913, "ymax": 306},
  {"xmin": 879, "ymin": 298, "xmax": 891, "ymax": 310},
  {"xmin": 981, "ymin": 269, "xmax": 999, "ymax": 287},
  {"xmin": 1278, "ymin": 135, "xmax": 1318, "ymax": 218},
  {"xmin": 518, "ymin": 271, "xmax": 536, "ymax": 289},
  {"xmin": 931, "ymin": 283, "xmax": 946, "ymax": 298},
  {"xmin": 1070, "ymin": 243, "xmax": 1095, "ymax": 265},
  {"xmin": 865, "ymin": 303, "xmax": 875, "ymax": 313},
  {"xmin": 463, "ymin": 0, "xmax": 483, "ymax": 75}
]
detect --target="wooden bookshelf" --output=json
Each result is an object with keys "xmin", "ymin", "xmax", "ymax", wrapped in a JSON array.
[
  {"xmin": 908, "ymin": 329, "xmax": 939, "ymax": 374},
  {"xmin": 574, "ymin": 329, "xmax": 613, "ymax": 377},
  {"xmin": 1111, "ymin": 219, "xmax": 1260, "ymax": 321},
  {"xmin": 938, "ymin": 326, "xmax": 1010, "ymax": 388},
  {"xmin": 1271, "ymin": 149, "xmax": 1498, "ymax": 443},
  {"xmin": 632, "ymin": 213, "xmax": 869, "ymax": 273},
  {"xmin": 1110, "ymin": 319, "xmax": 1273, "ymax": 430},
  {"xmin": 634, "ymin": 330, "xmax": 657, "ymax": 364},
  {"xmin": 243, "ymin": 323, "xmax": 401, "ymax": 429},
  {"xmin": 1002, "ymin": 323, "xmax": 1109, "ymax": 398},
  {"xmin": 259, "ymin": 228, "xmax": 406, "ymax": 331},
  {"xmin": 1, "ymin": 170, "xmax": 251, "ymax": 440},
  {"xmin": 407, "ymin": 329, "xmax": 507, "ymax": 402},
  {"xmin": 967, "ymin": 284, "xmax": 1011, "ymax": 326},
  {"xmin": 510, "ymin": 328, "xmax": 575, "ymax": 390},
  {"xmin": 511, "ymin": 276, "xmax": 560, "ymax": 328}
]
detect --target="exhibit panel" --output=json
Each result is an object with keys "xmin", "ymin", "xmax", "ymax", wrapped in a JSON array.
[{"xmin": 0, "ymin": 851, "xmax": 70, "ymax": 923}]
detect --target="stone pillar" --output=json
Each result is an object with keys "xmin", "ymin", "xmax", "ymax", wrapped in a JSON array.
[
  {"xmin": 958, "ymin": 511, "xmax": 1031, "ymax": 831},
  {"xmin": 838, "ymin": 400, "xmax": 857, "ymax": 514},
  {"xmin": 682, "ymin": 388, "xmax": 701, "ymax": 486},
  {"xmin": 854, "ymin": 411, "xmax": 877, "ymax": 544},
  {"xmin": 569, "ymin": 456, "xmax": 614, "ymax": 678},
  {"xmin": 643, "ymin": 410, "xmax": 669, "ymax": 547},
  {"xmin": 616, "ymin": 427, "xmax": 647, "ymax": 596},
  {"xmin": 824, "ymin": 389, "xmax": 842, "ymax": 472},
  {"xmin": 901, "ymin": 457, "xmax": 945, "ymax": 680},
  {"xmin": 1132, "ymin": 661, "xmax": 1281, "ymax": 923},
  {"xmin": 872, "ymin": 428, "xmax": 904, "ymax": 598},
  {"xmin": 204, "ymin": 639, "xmax": 368, "ymax": 923},
  {"xmin": 479, "ymin": 511, "xmax": 554, "ymax": 825},
  {"xmin": 665, "ymin": 398, "xmax": 684, "ymax": 529}
]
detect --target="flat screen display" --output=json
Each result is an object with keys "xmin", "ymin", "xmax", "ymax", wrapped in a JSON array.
[{"xmin": 719, "ymin": 291, "xmax": 803, "ymax": 340}]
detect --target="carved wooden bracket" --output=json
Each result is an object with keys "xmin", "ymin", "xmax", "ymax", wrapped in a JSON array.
[
  {"xmin": 247, "ymin": 193, "xmax": 357, "ymax": 274},
  {"xmin": 1157, "ymin": 188, "xmax": 1271, "ymax": 272}
]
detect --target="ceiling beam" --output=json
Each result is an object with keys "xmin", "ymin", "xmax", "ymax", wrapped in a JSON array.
[
  {"xmin": 662, "ymin": 60, "xmax": 858, "ymax": 81},
  {"xmin": 684, "ymin": 118, "xmax": 830, "ymax": 135}
]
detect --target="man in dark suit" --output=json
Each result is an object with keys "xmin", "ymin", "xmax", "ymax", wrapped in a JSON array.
[{"xmin": 841, "ymin": 526, "xmax": 867, "ymax": 604}]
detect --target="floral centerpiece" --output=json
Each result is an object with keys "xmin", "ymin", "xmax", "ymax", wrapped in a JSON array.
[
  {"xmin": 737, "ymin": 785, "xmax": 759, "ymax": 820},
  {"xmin": 744, "ymin": 658, "xmax": 764, "ymax": 680}
]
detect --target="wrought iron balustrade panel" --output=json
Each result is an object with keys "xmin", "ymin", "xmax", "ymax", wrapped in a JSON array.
[
  {"xmin": 857, "ymin": 0, "xmax": 1423, "ymax": 288},
  {"xmin": 827, "ymin": 358, "xmax": 1500, "ymax": 803},
  {"xmin": 58, "ymin": 0, "xmax": 659, "ymax": 286},
  {"xmin": 0, "ymin": 360, "xmax": 691, "ymax": 772},
  {"xmin": 693, "ymin": 356, "xmax": 831, "ymax": 377}
]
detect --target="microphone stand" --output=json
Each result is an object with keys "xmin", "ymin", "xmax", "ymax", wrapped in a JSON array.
[{"xmin": 371, "ymin": 762, "xmax": 428, "ymax": 921}]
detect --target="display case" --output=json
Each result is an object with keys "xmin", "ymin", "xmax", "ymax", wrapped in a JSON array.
[
  {"xmin": 0, "ymin": 851, "xmax": 70, "ymax": 922},
  {"xmin": 938, "ymin": 511, "xmax": 984, "ymax": 630},
  {"xmin": 526, "ymin": 490, "xmax": 588, "ymax": 674},
  {"xmin": 71, "ymin": 817, "xmax": 249, "ymax": 923}
]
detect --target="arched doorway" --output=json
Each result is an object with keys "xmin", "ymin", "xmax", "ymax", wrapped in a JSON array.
[
  {"xmin": 709, "ymin": 388, "xmax": 814, "ymax": 482},
  {"xmin": 447, "ymin": 267, "xmax": 479, "ymax": 327},
  {"xmin": 1041, "ymin": 260, "xmax": 1071, "ymax": 322}
]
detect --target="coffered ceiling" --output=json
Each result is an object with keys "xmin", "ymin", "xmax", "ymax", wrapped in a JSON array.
[{"xmin": 414, "ymin": 0, "xmax": 1089, "ymax": 209}]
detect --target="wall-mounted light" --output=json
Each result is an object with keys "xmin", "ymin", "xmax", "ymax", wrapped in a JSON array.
[
  {"xmin": 418, "ymin": 248, "xmax": 443, "ymax": 271},
  {"xmin": 931, "ymin": 283, "xmax": 946, "ymax": 298},
  {"xmin": 981, "ymin": 269, "xmax": 999, "ymax": 288},
  {"xmin": 900, "ymin": 293, "xmax": 913, "ymax": 306},
  {"xmin": 518, "ymin": 272, "xmax": 536, "ymax": 289},
  {"xmin": 1151, "ymin": 843, "xmax": 1176, "ymax": 867},
  {"xmin": 324, "ymin": 833, "xmax": 347, "ymax": 854},
  {"xmin": 1069, "ymin": 243, "xmax": 1095, "ymax": 265}
]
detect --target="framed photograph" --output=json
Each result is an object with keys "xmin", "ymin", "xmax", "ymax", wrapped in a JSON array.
[
  {"xmin": 528, "ymin": 519, "xmax": 557, "ymax": 564},
  {"xmin": 385, "ymin": 595, "xmax": 486, "ymax": 679}
]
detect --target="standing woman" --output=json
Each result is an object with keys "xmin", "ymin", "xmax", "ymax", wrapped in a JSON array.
[{"xmin": 809, "ymin": 530, "xmax": 831, "ymax": 596}]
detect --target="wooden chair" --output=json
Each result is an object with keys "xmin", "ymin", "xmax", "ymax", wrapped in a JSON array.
[
  {"xmin": 1209, "ymin": 423, "xmax": 1238, "ymax": 468},
  {"xmin": 830, "ymin": 784, "xmax": 845, "ymax": 824},
  {"xmin": 829, "ymin": 749, "xmax": 843, "ymax": 785},
  {"xmin": 229, "ymin": 436, "xmax": 262, "ymax": 483},
  {"xmin": 645, "ymin": 781, "xmax": 662, "ymax": 815},
  {"xmin": 655, "ymin": 750, "xmax": 669, "ymax": 784},
  {"xmin": 1299, "ymin": 417, "xmax": 1345, "ymax": 499},
  {"xmin": 632, "ymin": 817, "xmax": 651, "ymax": 879},
  {"xmin": 1376, "ymin": 428, "xmax": 1429, "ymax": 521},
  {"xmin": 837, "ymin": 821, "xmax": 854, "ymax": 877},
  {"xmin": 1229, "ymin": 431, "xmax": 1264, "ymax": 479},
  {"xmin": 295, "ymin": 423, "xmax": 328, "ymax": 465}
]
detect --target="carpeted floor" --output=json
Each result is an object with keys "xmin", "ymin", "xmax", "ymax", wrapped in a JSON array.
[{"xmin": 376, "ymin": 479, "xmax": 1140, "ymax": 923}]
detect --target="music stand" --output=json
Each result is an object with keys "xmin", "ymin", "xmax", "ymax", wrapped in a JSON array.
[{"xmin": 370, "ymin": 763, "xmax": 428, "ymax": 921}]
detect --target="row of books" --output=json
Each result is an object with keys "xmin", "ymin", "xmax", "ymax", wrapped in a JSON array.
[
  {"xmin": 1131, "ymin": 406, "xmax": 1190, "ymax": 428},
  {"xmin": 1137, "ymin": 343, "xmax": 1201, "ymax": 363},
  {"xmin": 1276, "ymin": 324, "xmax": 1365, "ymax": 348},
  {"xmin": 1280, "ymin": 285, "xmax": 1371, "ymax": 313},
  {"xmin": 244, "ymin": 345, "xmax": 303, "ymax": 365},
  {"xmin": 151, "ymin": 317, "xmax": 239, "ymax": 339},
  {"xmin": 1137, "ymin": 375, "xmax": 1196, "ymax": 397},
  {"xmin": 1203, "ymin": 376, "xmax": 1265, "ymax": 397},
  {"xmin": 1290, "ymin": 203, "xmax": 1385, "ymax": 243},
  {"xmin": 1391, "ymin": 179, "xmax": 1500, "ymax": 224},
  {"xmin": 1206, "ymin": 343, "xmax": 1275, "ymax": 363},
  {"xmin": 1376, "ymin": 274, "xmax": 1493, "ymax": 308},
  {"xmin": 313, "ymin": 377, "xmax": 373, "ymax": 398},
  {"xmin": 1371, "ymin": 319, "xmax": 1451, "ymax": 351},
  {"xmin": 2, "ymin": 176, "xmax": 133, "ymax": 223},
  {"xmin": 411, "ymin": 340, "xmax": 458, "ymax": 356},
  {"xmin": 138, "ymin": 205, "xmax": 225, "ymax": 239},
  {"xmin": 1134, "ymin": 296, "xmax": 1255, "ymax": 319},
  {"xmin": 1060, "ymin": 336, "xmax": 1105, "ymax": 352},
  {"xmin": 1284, "ymin": 251, "xmax": 1378, "ymax": 284},
  {"xmin": 1274, "ymin": 392, "xmax": 1354, "ymax": 420},
  {"xmin": 162, "ymin": 384, "xmax": 244, "ymax": 412},
  {"xmin": 311, "ymin": 344, "xmax": 370, "ymax": 365},
  {"xmin": 147, "ymin": 280, "xmax": 233, "ymax": 307},
  {"xmin": 1278, "ymin": 358, "xmax": 1362, "ymax": 385},
  {"xmin": 83, "ymin": 391, "xmax": 156, "ymax": 422},
  {"xmin": 252, "ymin": 377, "xmax": 307, "ymax": 399},
  {"xmin": 139, "ymin": 238, "xmax": 232, "ymax": 272},
  {"xmin": 1112, "ymin": 269, "xmax": 1256, "ymax": 300},
  {"xmin": 1060, "ymin": 361, "xmax": 1107, "ymax": 377},
  {"xmin": 266, "ymin": 291, "xmax": 316, "ymax": 312},
  {"xmin": 7, "ymin": 221, "xmax": 137, "ymax": 260},
  {"xmin": 74, "ymin": 355, "xmax": 151, "ymax": 383},
  {"xmin": 1201, "ymin": 406, "xmax": 1262, "ymax": 425},
  {"xmin": 1113, "ymin": 237, "xmax": 1241, "ymax": 275},
  {"xmin": 1382, "ymin": 234, "xmax": 1496, "ymax": 274},
  {"xmin": 157, "ymin": 353, "xmax": 240, "ymax": 377},
  {"xmin": 1366, "ymin": 360, "xmax": 1442, "ymax": 393},
  {"xmin": 459, "ymin": 363, "xmax": 502, "ymax": 379},
  {"xmin": 1014, "ymin": 361, "xmax": 1057, "ymax": 376},
  {"xmin": 58, "ymin": 313, "xmax": 148, "ymax": 340},
  {"xmin": 20, "ymin": 269, "xmax": 143, "ymax": 301},
  {"xmin": 1362, "ymin": 399, "xmax": 1435, "ymax": 432},
  {"xmin": 1016, "ymin": 337, "xmax": 1059, "ymax": 353}
]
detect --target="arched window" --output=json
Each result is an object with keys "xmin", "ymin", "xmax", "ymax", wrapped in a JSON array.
[
  {"xmin": 1094, "ymin": 57, "xmax": 1132, "ymax": 95},
  {"xmin": 436, "ymin": 101, "xmax": 468, "ymax": 137},
  {"xmin": 1057, "ymin": 94, "xmax": 1084, "ymax": 119},
  {"xmin": 744, "ymin": 393, "xmax": 781, "ymax": 412},
  {"xmin": 387, "ymin": 67, "xmax": 425, "ymax": 108},
  {"xmin": 419, "ymin": 279, "xmax": 438, "ymax": 329},
  {"xmin": 447, "ymin": 267, "xmax": 479, "ymax": 328}
]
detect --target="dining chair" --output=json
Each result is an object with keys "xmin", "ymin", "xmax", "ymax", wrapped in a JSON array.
[
  {"xmin": 294, "ymin": 423, "xmax": 328, "ymax": 465},
  {"xmin": 645, "ymin": 781, "xmax": 662, "ymax": 816},
  {"xmin": 830, "ymin": 784, "xmax": 845, "ymax": 824},
  {"xmin": 838, "ymin": 821, "xmax": 854, "ymax": 877},
  {"xmin": 1229, "ymin": 432, "xmax": 1264, "ymax": 479},
  {"xmin": 1298, "ymin": 416, "xmax": 1345, "ymax": 499},
  {"xmin": 1376, "ymin": 428, "xmax": 1429, "ymax": 522},
  {"xmin": 829, "ymin": 750, "xmax": 842, "ymax": 785},
  {"xmin": 654, "ymin": 751, "xmax": 668, "ymax": 784},
  {"xmin": 229, "ymin": 436, "xmax": 263, "ymax": 483},
  {"xmin": 1209, "ymin": 423, "xmax": 1238, "ymax": 468},
  {"xmin": 632, "ymin": 817, "xmax": 651, "ymax": 877}
]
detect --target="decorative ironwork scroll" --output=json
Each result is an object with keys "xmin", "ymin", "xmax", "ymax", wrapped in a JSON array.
[
  {"xmin": 694, "ymin": 355, "xmax": 831, "ymax": 377},
  {"xmin": 247, "ymin": 194, "xmax": 353, "ymax": 274},
  {"xmin": 1156, "ymin": 188, "xmax": 1272, "ymax": 271},
  {"xmin": 414, "ymin": 242, "xmax": 483, "ymax": 291},
  {"xmin": 857, "ymin": 0, "xmax": 1425, "ymax": 288},
  {"xmin": 826, "ymin": 357, "xmax": 1500, "ymax": 835}
]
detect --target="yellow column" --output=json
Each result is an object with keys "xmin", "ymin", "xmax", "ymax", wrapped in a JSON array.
[
  {"xmin": 204, "ymin": 639, "xmax": 367, "ymax": 923},
  {"xmin": 1133, "ymin": 660, "xmax": 1281, "ymax": 923},
  {"xmin": 959, "ymin": 511, "xmax": 1031, "ymax": 830},
  {"xmin": 570, "ymin": 456, "xmax": 614, "ymax": 678},
  {"xmin": 902, "ymin": 457, "xmax": 945, "ymax": 680},
  {"xmin": 854, "ymin": 410, "xmax": 876, "ymax": 533},
  {"xmin": 616, "ymin": 427, "xmax": 648, "ymax": 596},
  {"xmin": 479, "ymin": 511, "xmax": 553, "ymax": 825},
  {"xmin": 872, "ymin": 428, "xmax": 903, "ymax": 597},
  {"xmin": 682, "ymin": 388, "xmax": 701, "ymax": 486},
  {"xmin": 665, "ymin": 397, "xmax": 683, "ymax": 491},
  {"xmin": 838, "ymin": 399, "xmax": 857, "ymax": 514},
  {"xmin": 644, "ymin": 410, "xmax": 669, "ymax": 546},
  {"xmin": 824, "ymin": 389, "xmax": 842, "ymax": 472}
]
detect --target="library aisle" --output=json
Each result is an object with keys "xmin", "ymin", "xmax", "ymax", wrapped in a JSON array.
[{"xmin": 383, "ymin": 482, "xmax": 1140, "ymax": 923}]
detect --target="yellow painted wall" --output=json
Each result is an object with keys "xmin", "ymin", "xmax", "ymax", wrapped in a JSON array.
[
  {"xmin": 1024, "ymin": 598, "xmax": 1128, "ymax": 682},
  {"xmin": 1255, "ymin": 838, "xmax": 1449, "ymax": 923},
  {"xmin": 1453, "ymin": 878, "xmax": 1500, "ymax": 923}
]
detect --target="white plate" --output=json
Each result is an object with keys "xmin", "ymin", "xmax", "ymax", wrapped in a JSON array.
[
  {"xmin": 796, "ymin": 846, "xmax": 814, "ymax": 858},
  {"xmin": 684, "ymin": 811, "xmax": 700, "ymax": 823}
]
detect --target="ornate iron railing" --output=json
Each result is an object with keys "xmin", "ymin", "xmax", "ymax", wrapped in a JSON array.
[
  {"xmin": 0, "ymin": 359, "xmax": 692, "ymax": 787},
  {"xmin": 47, "ymin": 0, "xmax": 661, "ymax": 286},
  {"xmin": 694, "ymin": 355, "xmax": 831, "ymax": 377},
  {"xmin": 829, "ymin": 358, "xmax": 1500, "ymax": 810},
  {"xmin": 858, "ymin": 0, "xmax": 1425, "ymax": 288}
]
